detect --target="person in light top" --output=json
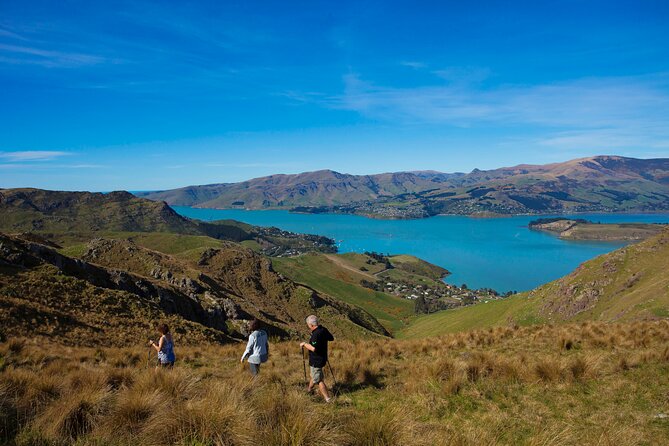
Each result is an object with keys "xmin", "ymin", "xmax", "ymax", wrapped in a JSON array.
[{"xmin": 240, "ymin": 319, "xmax": 269, "ymax": 376}]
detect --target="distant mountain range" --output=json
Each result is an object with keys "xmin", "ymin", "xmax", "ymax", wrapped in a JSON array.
[{"xmin": 138, "ymin": 156, "xmax": 669, "ymax": 218}]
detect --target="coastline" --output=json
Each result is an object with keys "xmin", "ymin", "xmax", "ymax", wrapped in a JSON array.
[{"xmin": 185, "ymin": 203, "xmax": 669, "ymax": 221}]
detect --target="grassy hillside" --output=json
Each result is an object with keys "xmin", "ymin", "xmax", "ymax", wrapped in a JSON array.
[
  {"xmin": 272, "ymin": 253, "xmax": 416, "ymax": 334},
  {"xmin": 387, "ymin": 254, "xmax": 449, "ymax": 280},
  {"xmin": 3, "ymin": 321, "xmax": 669, "ymax": 445},
  {"xmin": 402, "ymin": 228, "xmax": 669, "ymax": 338},
  {"xmin": 0, "ymin": 232, "xmax": 388, "ymax": 345},
  {"xmin": 399, "ymin": 295, "xmax": 537, "ymax": 338}
]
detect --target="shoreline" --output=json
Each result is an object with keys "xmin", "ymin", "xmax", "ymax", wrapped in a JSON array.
[{"xmin": 181, "ymin": 204, "xmax": 669, "ymax": 221}]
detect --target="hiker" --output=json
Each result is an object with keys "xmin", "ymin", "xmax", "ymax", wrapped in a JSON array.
[
  {"xmin": 149, "ymin": 323, "xmax": 176, "ymax": 370},
  {"xmin": 300, "ymin": 315, "xmax": 334, "ymax": 402},
  {"xmin": 240, "ymin": 319, "xmax": 269, "ymax": 376}
]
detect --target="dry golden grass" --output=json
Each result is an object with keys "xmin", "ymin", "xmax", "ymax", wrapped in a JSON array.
[{"xmin": 2, "ymin": 320, "xmax": 669, "ymax": 445}]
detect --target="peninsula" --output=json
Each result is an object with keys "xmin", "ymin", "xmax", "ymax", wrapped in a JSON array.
[{"xmin": 528, "ymin": 217, "xmax": 666, "ymax": 241}]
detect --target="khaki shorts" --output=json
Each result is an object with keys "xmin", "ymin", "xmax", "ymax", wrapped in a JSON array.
[{"xmin": 310, "ymin": 366, "xmax": 324, "ymax": 384}]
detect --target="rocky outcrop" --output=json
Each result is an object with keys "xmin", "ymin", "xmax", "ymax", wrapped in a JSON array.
[
  {"xmin": 0, "ymin": 233, "xmax": 226, "ymax": 331},
  {"xmin": 3, "ymin": 234, "xmax": 389, "ymax": 340}
]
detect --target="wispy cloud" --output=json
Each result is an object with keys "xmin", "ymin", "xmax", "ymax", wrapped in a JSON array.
[
  {"xmin": 63, "ymin": 164, "xmax": 106, "ymax": 169},
  {"xmin": 0, "ymin": 151, "xmax": 71, "ymax": 162},
  {"xmin": 0, "ymin": 163, "xmax": 104, "ymax": 170},
  {"xmin": 432, "ymin": 66, "xmax": 492, "ymax": 85},
  {"xmin": 335, "ymin": 73, "xmax": 669, "ymax": 126},
  {"xmin": 0, "ymin": 27, "xmax": 28, "ymax": 41},
  {"xmin": 0, "ymin": 43, "xmax": 108, "ymax": 67},
  {"xmin": 400, "ymin": 61, "xmax": 426, "ymax": 69},
  {"xmin": 204, "ymin": 162, "xmax": 296, "ymax": 169}
]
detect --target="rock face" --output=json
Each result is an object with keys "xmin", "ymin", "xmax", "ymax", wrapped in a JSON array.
[
  {"xmin": 0, "ymin": 233, "xmax": 233, "ymax": 346},
  {"xmin": 529, "ymin": 218, "xmax": 583, "ymax": 233},
  {"xmin": 540, "ymin": 275, "xmax": 610, "ymax": 319}
]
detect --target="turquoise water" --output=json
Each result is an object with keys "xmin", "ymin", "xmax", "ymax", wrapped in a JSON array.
[{"xmin": 173, "ymin": 206, "xmax": 669, "ymax": 293}]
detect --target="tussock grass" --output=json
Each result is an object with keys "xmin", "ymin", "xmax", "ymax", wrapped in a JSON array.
[{"xmin": 2, "ymin": 321, "xmax": 669, "ymax": 445}]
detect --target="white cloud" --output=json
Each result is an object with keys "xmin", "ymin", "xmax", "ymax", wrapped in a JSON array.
[
  {"xmin": 333, "ymin": 73, "xmax": 669, "ymax": 129},
  {"xmin": 400, "ymin": 61, "xmax": 427, "ymax": 69},
  {"xmin": 0, "ymin": 151, "xmax": 71, "ymax": 162},
  {"xmin": 0, "ymin": 43, "xmax": 108, "ymax": 67},
  {"xmin": 328, "ymin": 73, "xmax": 669, "ymax": 153}
]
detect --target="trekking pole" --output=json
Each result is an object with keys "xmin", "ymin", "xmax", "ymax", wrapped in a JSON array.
[
  {"xmin": 327, "ymin": 360, "xmax": 339, "ymax": 395},
  {"xmin": 147, "ymin": 345, "xmax": 152, "ymax": 369},
  {"xmin": 301, "ymin": 346, "xmax": 308, "ymax": 385}
]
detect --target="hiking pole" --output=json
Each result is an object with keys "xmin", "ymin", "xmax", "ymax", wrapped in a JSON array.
[
  {"xmin": 301, "ymin": 346, "xmax": 308, "ymax": 385},
  {"xmin": 327, "ymin": 360, "xmax": 339, "ymax": 396}
]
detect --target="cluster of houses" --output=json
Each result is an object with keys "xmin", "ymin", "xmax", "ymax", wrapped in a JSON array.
[{"xmin": 370, "ymin": 277, "xmax": 504, "ymax": 305}]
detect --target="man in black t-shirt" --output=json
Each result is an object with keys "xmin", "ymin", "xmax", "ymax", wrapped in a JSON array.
[{"xmin": 299, "ymin": 314, "xmax": 334, "ymax": 402}]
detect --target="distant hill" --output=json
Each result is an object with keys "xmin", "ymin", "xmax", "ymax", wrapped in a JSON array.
[
  {"xmin": 0, "ymin": 188, "xmax": 200, "ymax": 233},
  {"xmin": 138, "ymin": 156, "xmax": 669, "ymax": 217},
  {"xmin": 400, "ymin": 227, "xmax": 669, "ymax": 337},
  {"xmin": 0, "ymin": 188, "xmax": 335, "ymax": 256},
  {"xmin": 528, "ymin": 218, "xmax": 666, "ymax": 241},
  {"xmin": 138, "ymin": 170, "xmax": 448, "ymax": 209},
  {"xmin": 0, "ymin": 232, "xmax": 388, "ymax": 346}
]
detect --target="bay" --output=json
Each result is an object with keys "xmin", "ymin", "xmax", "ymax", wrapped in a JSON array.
[{"xmin": 173, "ymin": 206, "xmax": 669, "ymax": 293}]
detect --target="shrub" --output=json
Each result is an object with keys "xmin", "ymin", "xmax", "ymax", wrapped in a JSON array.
[
  {"xmin": 139, "ymin": 387, "xmax": 254, "ymax": 446},
  {"xmin": 32, "ymin": 387, "xmax": 111, "ymax": 442},
  {"xmin": 344, "ymin": 408, "xmax": 411, "ymax": 446},
  {"xmin": 534, "ymin": 358, "xmax": 562, "ymax": 382}
]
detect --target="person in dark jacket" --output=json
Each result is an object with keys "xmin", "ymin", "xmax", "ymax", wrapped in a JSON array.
[{"xmin": 299, "ymin": 314, "xmax": 334, "ymax": 402}]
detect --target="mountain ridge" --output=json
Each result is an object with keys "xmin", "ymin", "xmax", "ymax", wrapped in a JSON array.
[{"xmin": 138, "ymin": 155, "xmax": 669, "ymax": 218}]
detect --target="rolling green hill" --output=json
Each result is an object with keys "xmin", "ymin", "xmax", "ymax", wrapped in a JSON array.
[
  {"xmin": 400, "ymin": 227, "xmax": 669, "ymax": 338},
  {"xmin": 272, "ymin": 253, "xmax": 417, "ymax": 334}
]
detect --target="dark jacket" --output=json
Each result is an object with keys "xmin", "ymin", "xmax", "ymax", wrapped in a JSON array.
[{"xmin": 308, "ymin": 325, "xmax": 334, "ymax": 368}]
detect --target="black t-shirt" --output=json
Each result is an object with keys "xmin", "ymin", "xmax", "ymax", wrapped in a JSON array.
[{"xmin": 308, "ymin": 325, "xmax": 334, "ymax": 367}]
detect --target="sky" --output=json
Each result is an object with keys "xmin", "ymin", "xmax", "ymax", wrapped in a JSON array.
[{"xmin": 1, "ymin": 0, "xmax": 669, "ymax": 191}]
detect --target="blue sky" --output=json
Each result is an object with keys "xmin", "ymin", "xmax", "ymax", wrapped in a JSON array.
[{"xmin": 1, "ymin": 0, "xmax": 669, "ymax": 191}]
